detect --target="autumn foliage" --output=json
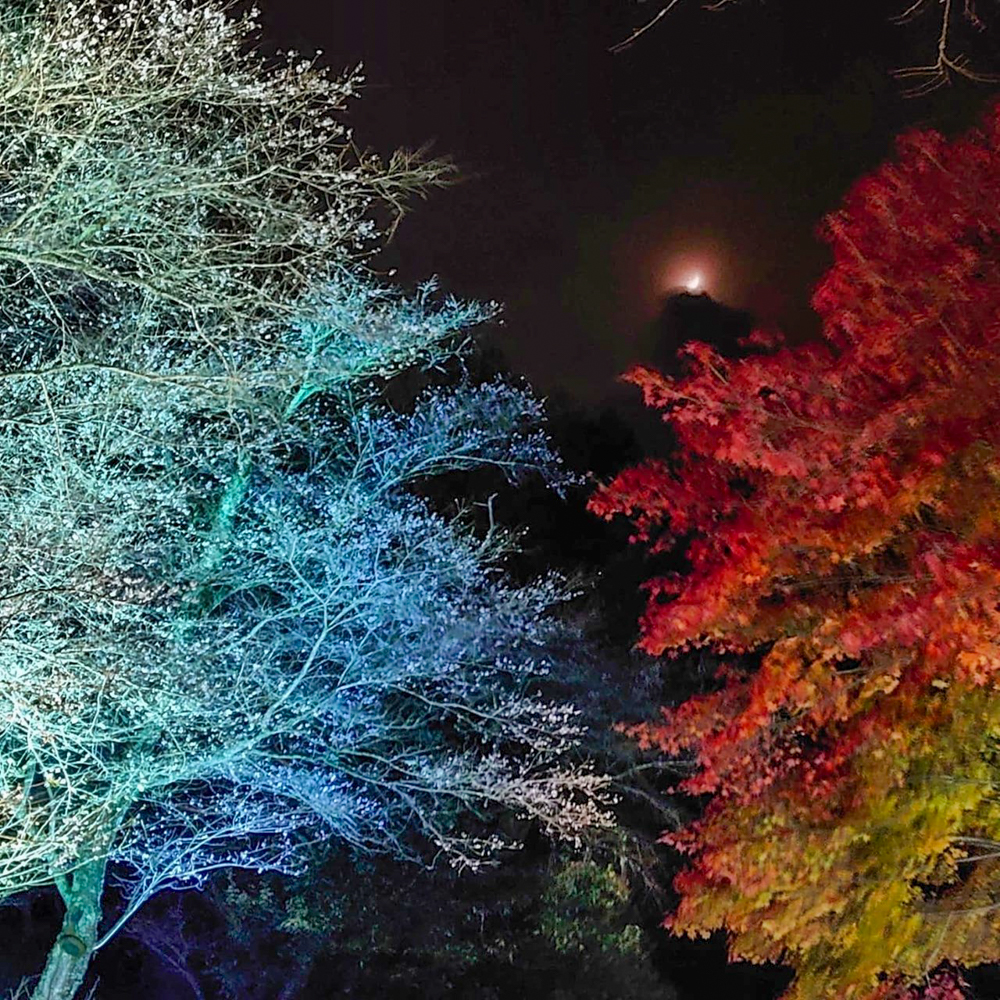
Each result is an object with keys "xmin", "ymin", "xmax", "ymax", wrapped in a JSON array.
[{"xmin": 589, "ymin": 100, "xmax": 1000, "ymax": 999}]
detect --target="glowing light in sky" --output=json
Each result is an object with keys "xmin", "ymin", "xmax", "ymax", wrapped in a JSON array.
[{"xmin": 655, "ymin": 249, "xmax": 726, "ymax": 300}]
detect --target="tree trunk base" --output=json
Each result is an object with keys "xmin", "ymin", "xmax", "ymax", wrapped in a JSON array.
[{"xmin": 30, "ymin": 859, "xmax": 106, "ymax": 1000}]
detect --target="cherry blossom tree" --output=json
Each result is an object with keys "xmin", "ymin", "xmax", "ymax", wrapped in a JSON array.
[{"xmin": 0, "ymin": 1, "xmax": 611, "ymax": 997}]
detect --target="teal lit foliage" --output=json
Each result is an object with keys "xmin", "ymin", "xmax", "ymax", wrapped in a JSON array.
[
  {"xmin": 0, "ymin": 0, "xmax": 452, "ymax": 338},
  {"xmin": 0, "ymin": 0, "xmax": 611, "ymax": 996},
  {"xmin": 0, "ymin": 266, "xmax": 612, "ymax": 931}
]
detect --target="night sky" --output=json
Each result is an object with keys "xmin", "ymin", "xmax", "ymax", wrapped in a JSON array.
[{"xmin": 262, "ymin": 0, "xmax": 999, "ymax": 414}]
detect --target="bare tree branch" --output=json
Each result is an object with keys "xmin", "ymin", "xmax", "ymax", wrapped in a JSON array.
[
  {"xmin": 609, "ymin": 0, "xmax": 683, "ymax": 54},
  {"xmin": 613, "ymin": 0, "xmax": 1000, "ymax": 96}
]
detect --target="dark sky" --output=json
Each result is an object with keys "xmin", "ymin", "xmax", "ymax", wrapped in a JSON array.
[{"xmin": 259, "ymin": 0, "xmax": 999, "ymax": 411}]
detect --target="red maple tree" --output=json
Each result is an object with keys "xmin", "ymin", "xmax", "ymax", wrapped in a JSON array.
[{"xmin": 589, "ymin": 101, "xmax": 1000, "ymax": 999}]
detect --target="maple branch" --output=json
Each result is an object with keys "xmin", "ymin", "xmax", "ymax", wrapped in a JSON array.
[
  {"xmin": 951, "ymin": 835, "xmax": 1000, "ymax": 849},
  {"xmin": 921, "ymin": 898, "xmax": 1000, "ymax": 917}
]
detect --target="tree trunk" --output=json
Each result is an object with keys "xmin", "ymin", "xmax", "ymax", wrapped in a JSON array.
[{"xmin": 30, "ymin": 858, "xmax": 106, "ymax": 1000}]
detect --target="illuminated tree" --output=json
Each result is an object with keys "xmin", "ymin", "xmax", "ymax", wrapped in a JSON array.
[
  {"xmin": 590, "ymin": 98, "xmax": 1000, "ymax": 999},
  {"xmin": 613, "ymin": 0, "xmax": 998, "ymax": 96},
  {"xmin": 0, "ymin": 1, "xmax": 611, "ymax": 998}
]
